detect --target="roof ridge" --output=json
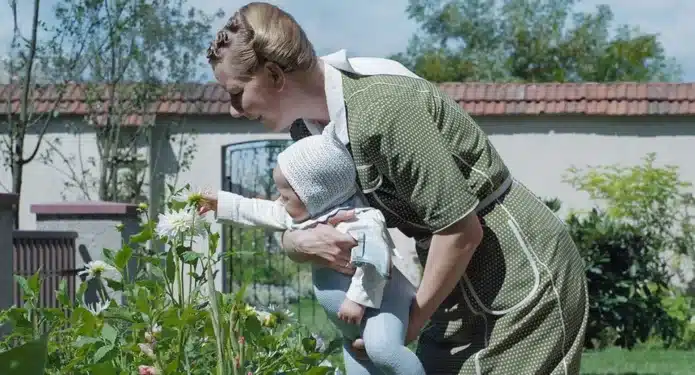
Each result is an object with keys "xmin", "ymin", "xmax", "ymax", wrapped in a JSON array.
[{"xmin": 1, "ymin": 81, "xmax": 695, "ymax": 119}]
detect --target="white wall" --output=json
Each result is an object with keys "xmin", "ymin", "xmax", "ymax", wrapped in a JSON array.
[
  {"xmin": 4, "ymin": 113, "xmax": 695, "ymax": 290},
  {"xmin": 477, "ymin": 115, "xmax": 695, "ymax": 218}
]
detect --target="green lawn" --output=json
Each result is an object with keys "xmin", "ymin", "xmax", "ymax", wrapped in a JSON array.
[
  {"xmin": 290, "ymin": 299, "xmax": 695, "ymax": 374},
  {"xmin": 580, "ymin": 348, "xmax": 695, "ymax": 375}
]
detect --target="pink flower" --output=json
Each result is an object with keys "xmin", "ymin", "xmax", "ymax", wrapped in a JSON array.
[{"xmin": 138, "ymin": 365, "xmax": 158, "ymax": 375}]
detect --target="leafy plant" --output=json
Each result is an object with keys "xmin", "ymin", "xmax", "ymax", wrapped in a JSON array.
[
  {"xmin": 0, "ymin": 185, "xmax": 340, "ymax": 374},
  {"xmin": 564, "ymin": 152, "xmax": 695, "ymax": 259},
  {"xmin": 566, "ymin": 209, "xmax": 677, "ymax": 349}
]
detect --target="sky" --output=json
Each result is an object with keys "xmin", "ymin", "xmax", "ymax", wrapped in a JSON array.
[{"xmin": 1, "ymin": 0, "xmax": 695, "ymax": 82}]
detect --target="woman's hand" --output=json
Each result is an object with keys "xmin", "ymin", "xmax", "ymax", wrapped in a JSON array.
[{"xmin": 282, "ymin": 210, "xmax": 358, "ymax": 275}]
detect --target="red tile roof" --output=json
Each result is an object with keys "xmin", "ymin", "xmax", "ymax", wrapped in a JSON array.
[{"xmin": 1, "ymin": 82, "xmax": 695, "ymax": 123}]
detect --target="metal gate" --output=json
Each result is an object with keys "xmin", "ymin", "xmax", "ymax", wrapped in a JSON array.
[{"xmin": 220, "ymin": 140, "xmax": 334, "ymax": 334}]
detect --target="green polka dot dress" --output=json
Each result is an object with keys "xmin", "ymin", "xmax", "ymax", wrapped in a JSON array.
[{"xmin": 291, "ymin": 73, "xmax": 589, "ymax": 375}]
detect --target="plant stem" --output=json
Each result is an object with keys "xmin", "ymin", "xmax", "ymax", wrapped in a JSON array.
[{"xmin": 205, "ymin": 257, "xmax": 226, "ymax": 375}]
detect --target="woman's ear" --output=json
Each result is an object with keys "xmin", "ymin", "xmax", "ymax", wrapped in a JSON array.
[{"xmin": 265, "ymin": 62, "xmax": 285, "ymax": 91}]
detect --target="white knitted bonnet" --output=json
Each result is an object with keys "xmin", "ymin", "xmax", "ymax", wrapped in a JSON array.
[{"xmin": 276, "ymin": 134, "xmax": 357, "ymax": 217}]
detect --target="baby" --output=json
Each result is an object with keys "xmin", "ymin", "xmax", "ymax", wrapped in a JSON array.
[{"xmin": 213, "ymin": 133, "xmax": 426, "ymax": 375}]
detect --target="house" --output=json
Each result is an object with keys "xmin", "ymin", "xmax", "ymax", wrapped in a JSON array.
[{"xmin": 1, "ymin": 81, "xmax": 695, "ymax": 278}]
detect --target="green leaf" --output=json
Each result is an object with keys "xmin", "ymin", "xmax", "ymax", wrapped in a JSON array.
[
  {"xmin": 13, "ymin": 276, "xmax": 32, "ymax": 297},
  {"xmin": 181, "ymin": 251, "xmax": 200, "ymax": 265},
  {"xmin": 102, "ymin": 248, "xmax": 115, "ymax": 262},
  {"xmin": 130, "ymin": 227, "xmax": 152, "ymax": 244},
  {"xmin": 114, "ymin": 245, "xmax": 133, "ymax": 270},
  {"xmin": 92, "ymin": 344, "xmax": 113, "ymax": 363},
  {"xmin": 56, "ymin": 279, "xmax": 70, "ymax": 306},
  {"xmin": 136, "ymin": 288, "xmax": 151, "ymax": 314},
  {"xmin": 27, "ymin": 270, "xmax": 41, "ymax": 295},
  {"xmin": 76, "ymin": 281, "xmax": 89, "ymax": 302},
  {"xmin": 305, "ymin": 366, "xmax": 333, "ymax": 375},
  {"xmin": 301, "ymin": 337, "xmax": 317, "ymax": 353},
  {"xmin": 101, "ymin": 323, "xmax": 118, "ymax": 344},
  {"xmin": 165, "ymin": 250, "xmax": 176, "ymax": 281},
  {"xmin": 208, "ymin": 232, "xmax": 220, "ymax": 255},
  {"xmin": 325, "ymin": 338, "xmax": 343, "ymax": 355},
  {"xmin": 0, "ymin": 333, "xmax": 49, "ymax": 375},
  {"xmin": 89, "ymin": 361, "xmax": 118, "ymax": 375},
  {"xmin": 74, "ymin": 336, "xmax": 101, "ymax": 348},
  {"xmin": 103, "ymin": 278, "xmax": 124, "ymax": 292}
]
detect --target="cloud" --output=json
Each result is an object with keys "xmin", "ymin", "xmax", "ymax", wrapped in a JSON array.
[{"xmin": 1, "ymin": 0, "xmax": 692, "ymax": 81}]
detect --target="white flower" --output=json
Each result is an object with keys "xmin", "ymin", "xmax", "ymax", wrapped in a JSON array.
[
  {"xmin": 267, "ymin": 304, "xmax": 295, "ymax": 323},
  {"xmin": 85, "ymin": 299, "xmax": 111, "ymax": 316},
  {"xmin": 255, "ymin": 309, "xmax": 271, "ymax": 321},
  {"xmin": 312, "ymin": 333, "xmax": 327, "ymax": 353},
  {"xmin": 155, "ymin": 207, "xmax": 206, "ymax": 239},
  {"xmin": 138, "ymin": 343, "xmax": 156, "ymax": 359},
  {"xmin": 78, "ymin": 260, "xmax": 117, "ymax": 280},
  {"xmin": 173, "ymin": 187, "xmax": 207, "ymax": 205},
  {"xmin": 144, "ymin": 323, "xmax": 162, "ymax": 342}
]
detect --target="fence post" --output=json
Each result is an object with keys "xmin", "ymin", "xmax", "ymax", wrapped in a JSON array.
[
  {"xmin": 30, "ymin": 202, "xmax": 140, "ymax": 305},
  {"xmin": 0, "ymin": 194, "xmax": 18, "ymax": 314}
]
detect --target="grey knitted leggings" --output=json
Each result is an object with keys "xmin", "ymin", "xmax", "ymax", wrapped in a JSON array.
[{"xmin": 312, "ymin": 265, "xmax": 426, "ymax": 375}]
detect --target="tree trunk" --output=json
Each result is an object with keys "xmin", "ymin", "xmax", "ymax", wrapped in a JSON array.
[{"xmin": 11, "ymin": 155, "xmax": 22, "ymax": 229}]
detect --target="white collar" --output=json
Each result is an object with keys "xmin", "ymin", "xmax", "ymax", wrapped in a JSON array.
[{"xmin": 301, "ymin": 49, "xmax": 422, "ymax": 146}]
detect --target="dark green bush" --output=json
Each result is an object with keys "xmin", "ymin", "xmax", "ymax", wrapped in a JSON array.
[{"xmin": 566, "ymin": 209, "xmax": 678, "ymax": 349}]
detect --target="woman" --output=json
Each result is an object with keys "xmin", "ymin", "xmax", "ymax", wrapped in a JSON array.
[{"xmin": 204, "ymin": 2, "xmax": 588, "ymax": 374}]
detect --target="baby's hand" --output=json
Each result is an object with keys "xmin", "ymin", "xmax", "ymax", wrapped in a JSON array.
[{"xmin": 337, "ymin": 298, "xmax": 365, "ymax": 325}]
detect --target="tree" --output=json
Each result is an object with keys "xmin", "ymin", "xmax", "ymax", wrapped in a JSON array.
[
  {"xmin": 38, "ymin": 0, "xmax": 221, "ymax": 204},
  {"xmin": 393, "ymin": 0, "xmax": 683, "ymax": 82},
  {"xmin": 1, "ymin": 0, "xmax": 87, "ymax": 227}
]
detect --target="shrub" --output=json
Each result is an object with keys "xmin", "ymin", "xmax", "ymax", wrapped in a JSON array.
[
  {"xmin": 565, "ymin": 209, "xmax": 677, "ymax": 349},
  {"xmin": 660, "ymin": 292, "xmax": 695, "ymax": 349},
  {"xmin": 564, "ymin": 152, "xmax": 695, "ymax": 292},
  {"xmin": 0, "ymin": 186, "xmax": 340, "ymax": 375}
]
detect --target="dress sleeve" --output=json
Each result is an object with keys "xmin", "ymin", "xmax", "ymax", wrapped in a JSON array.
[
  {"xmin": 214, "ymin": 190, "xmax": 292, "ymax": 231},
  {"xmin": 358, "ymin": 94, "xmax": 480, "ymax": 233}
]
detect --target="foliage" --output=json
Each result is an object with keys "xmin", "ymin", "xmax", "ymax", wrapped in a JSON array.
[
  {"xmin": 659, "ymin": 292, "xmax": 695, "ymax": 350},
  {"xmin": 564, "ymin": 152, "xmax": 695, "ymax": 292},
  {"xmin": 1, "ymin": 0, "xmax": 87, "ymax": 226},
  {"xmin": 0, "ymin": 186, "xmax": 340, "ymax": 374},
  {"xmin": 549, "ymin": 153, "xmax": 695, "ymax": 349},
  {"xmin": 225, "ymin": 227, "xmax": 314, "ymax": 307},
  {"xmin": 0, "ymin": 333, "xmax": 48, "ymax": 375},
  {"xmin": 565, "ymin": 209, "xmax": 677, "ymax": 349},
  {"xmin": 35, "ymin": 0, "xmax": 220, "ymax": 203},
  {"xmin": 394, "ymin": 0, "xmax": 682, "ymax": 82}
]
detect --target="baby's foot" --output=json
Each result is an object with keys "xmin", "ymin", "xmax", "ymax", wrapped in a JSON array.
[{"xmin": 337, "ymin": 298, "xmax": 366, "ymax": 325}]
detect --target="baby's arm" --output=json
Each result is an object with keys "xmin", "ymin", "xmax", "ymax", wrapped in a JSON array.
[{"xmin": 214, "ymin": 190, "xmax": 291, "ymax": 231}]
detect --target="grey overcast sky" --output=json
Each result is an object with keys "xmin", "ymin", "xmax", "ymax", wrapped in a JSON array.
[{"xmin": 2, "ymin": 0, "xmax": 694, "ymax": 81}]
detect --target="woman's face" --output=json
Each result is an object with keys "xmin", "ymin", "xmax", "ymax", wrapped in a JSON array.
[{"xmin": 213, "ymin": 61, "xmax": 296, "ymax": 132}]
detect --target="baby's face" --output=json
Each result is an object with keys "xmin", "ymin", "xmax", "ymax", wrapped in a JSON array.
[{"xmin": 273, "ymin": 167, "xmax": 309, "ymax": 221}]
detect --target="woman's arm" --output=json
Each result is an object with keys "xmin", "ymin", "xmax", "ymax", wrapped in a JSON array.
[
  {"xmin": 281, "ymin": 211, "xmax": 358, "ymax": 275},
  {"xmin": 415, "ymin": 213, "xmax": 483, "ymax": 320}
]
